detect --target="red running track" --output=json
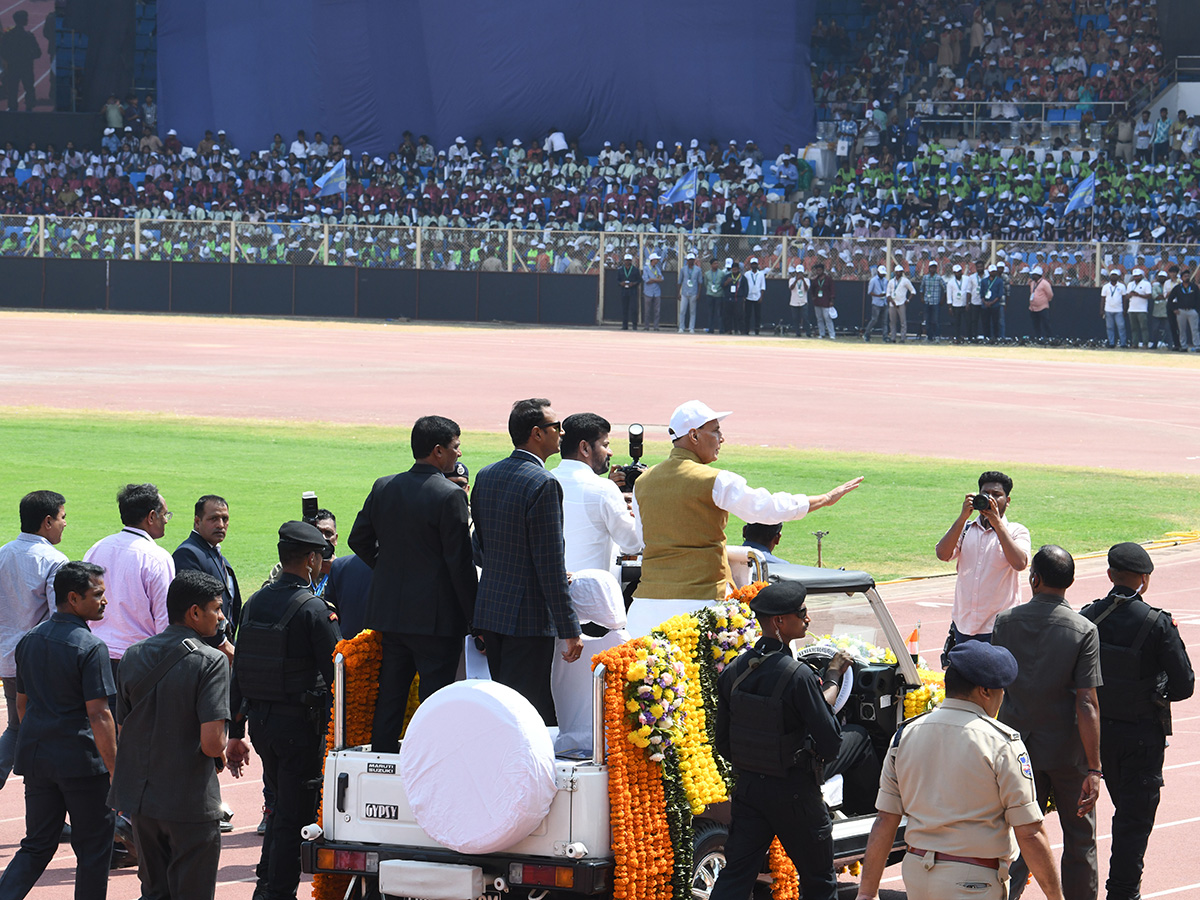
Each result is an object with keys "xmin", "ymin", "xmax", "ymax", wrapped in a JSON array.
[{"xmin": 0, "ymin": 310, "xmax": 1197, "ymax": 898}]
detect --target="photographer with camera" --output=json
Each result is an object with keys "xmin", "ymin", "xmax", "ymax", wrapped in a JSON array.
[
  {"xmin": 550, "ymin": 414, "xmax": 642, "ymax": 580},
  {"xmin": 934, "ymin": 471, "xmax": 1030, "ymax": 664}
]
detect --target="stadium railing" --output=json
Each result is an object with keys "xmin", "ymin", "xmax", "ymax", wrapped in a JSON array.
[{"xmin": 4, "ymin": 215, "xmax": 1196, "ymax": 289}]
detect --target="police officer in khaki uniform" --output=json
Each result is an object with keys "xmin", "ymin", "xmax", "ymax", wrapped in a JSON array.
[
  {"xmin": 1081, "ymin": 543, "xmax": 1194, "ymax": 900},
  {"xmin": 855, "ymin": 641, "xmax": 1065, "ymax": 900},
  {"xmin": 709, "ymin": 581, "xmax": 846, "ymax": 900}
]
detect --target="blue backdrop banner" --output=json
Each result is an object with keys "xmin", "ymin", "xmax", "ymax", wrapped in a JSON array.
[{"xmin": 157, "ymin": 0, "xmax": 815, "ymax": 156}]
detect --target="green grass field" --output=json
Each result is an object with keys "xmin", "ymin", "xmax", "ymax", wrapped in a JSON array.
[{"xmin": 1, "ymin": 411, "xmax": 1196, "ymax": 583}]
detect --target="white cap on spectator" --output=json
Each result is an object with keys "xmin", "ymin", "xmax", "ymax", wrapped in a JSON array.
[
  {"xmin": 1055, "ymin": 267, "xmax": 1065, "ymax": 275},
  {"xmin": 877, "ymin": 265, "xmax": 887, "ymax": 274},
  {"xmin": 1031, "ymin": 266, "xmax": 1043, "ymax": 275},
  {"xmin": 894, "ymin": 264, "xmax": 904, "ymax": 271},
  {"xmin": 624, "ymin": 252, "xmax": 633, "ymax": 260},
  {"xmin": 952, "ymin": 263, "xmax": 962, "ymax": 272},
  {"xmin": 167, "ymin": 128, "xmax": 177, "ymax": 135},
  {"xmin": 1133, "ymin": 267, "xmax": 1144, "ymax": 276},
  {"xmin": 513, "ymin": 139, "xmax": 521, "ymax": 146}
]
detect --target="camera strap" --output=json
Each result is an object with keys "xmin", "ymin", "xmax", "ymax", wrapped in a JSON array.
[{"xmin": 128, "ymin": 638, "xmax": 199, "ymax": 710}]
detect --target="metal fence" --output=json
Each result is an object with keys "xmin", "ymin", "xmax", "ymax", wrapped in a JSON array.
[{"xmin": 3, "ymin": 215, "xmax": 1198, "ymax": 288}]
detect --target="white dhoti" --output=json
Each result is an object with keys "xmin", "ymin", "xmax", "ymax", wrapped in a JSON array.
[{"xmin": 625, "ymin": 597, "xmax": 724, "ymax": 640}]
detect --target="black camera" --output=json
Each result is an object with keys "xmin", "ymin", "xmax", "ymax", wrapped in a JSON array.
[
  {"xmin": 619, "ymin": 423, "xmax": 647, "ymax": 492},
  {"xmin": 302, "ymin": 491, "xmax": 319, "ymax": 521},
  {"xmin": 972, "ymin": 493, "xmax": 991, "ymax": 512}
]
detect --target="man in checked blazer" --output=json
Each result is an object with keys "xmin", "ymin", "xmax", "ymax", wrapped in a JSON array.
[
  {"xmin": 471, "ymin": 398, "xmax": 583, "ymax": 724},
  {"xmin": 349, "ymin": 415, "xmax": 477, "ymax": 753}
]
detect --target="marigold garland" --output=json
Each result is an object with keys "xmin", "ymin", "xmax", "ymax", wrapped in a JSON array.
[
  {"xmin": 594, "ymin": 640, "xmax": 673, "ymax": 900},
  {"xmin": 768, "ymin": 837, "xmax": 800, "ymax": 900}
]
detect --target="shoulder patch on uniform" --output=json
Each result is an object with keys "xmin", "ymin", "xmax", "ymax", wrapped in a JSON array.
[
  {"xmin": 1017, "ymin": 751, "xmax": 1033, "ymax": 779},
  {"xmin": 978, "ymin": 715, "xmax": 1021, "ymax": 741},
  {"xmin": 328, "ymin": 612, "xmax": 339, "ymax": 622}
]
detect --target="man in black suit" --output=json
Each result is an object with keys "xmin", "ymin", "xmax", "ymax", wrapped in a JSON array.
[
  {"xmin": 471, "ymin": 399, "xmax": 583, "ymax": 725},
  {"xmin": 348, "ymin": 416, "xmax": 477, "ymax": 753},
  {"xmin": 173, "ymin": 495, "xmax": 241, "ymax": 660}
]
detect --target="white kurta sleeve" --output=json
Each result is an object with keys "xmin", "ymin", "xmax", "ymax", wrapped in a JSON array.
[{"xmin": 712, "ymin": 470, "xmax": 810, "ymax": 524}]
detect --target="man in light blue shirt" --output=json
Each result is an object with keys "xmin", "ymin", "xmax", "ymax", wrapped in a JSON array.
[
  {"xmin": 0, "ymin": 490, "xmax": 69, "ymax": 787},
  {"xmin": 679, "ymin": 251, "xmax": 702, "ymax": 334},
  {"xmin": 864, "ymin": 264, "xmax": 889, "ymax": 342}
]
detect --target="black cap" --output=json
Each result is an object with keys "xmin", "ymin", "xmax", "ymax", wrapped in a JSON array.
[
  {"xmin": 450, "ymin": 461, "xmax": 469, "ymax": 480},
  {"xmin": 278, "ymin": 520, "xmax": 334, "ymax": 559},
  {"xmin": 946, "ymin": 641, "xmax": 1018, "ymax": 689},
  {"xmin": 1108, "ymin": 542, "xmax": 1154, "ymax": 574},
  {"xmin": 748, "ymin": 581, "xmax": 807, "ymax": 617}
]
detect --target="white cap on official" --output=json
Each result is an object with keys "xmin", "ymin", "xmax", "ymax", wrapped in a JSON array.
[{"xmin": 669, "ymin": 401, "xmax": 731, "ymax": 440}]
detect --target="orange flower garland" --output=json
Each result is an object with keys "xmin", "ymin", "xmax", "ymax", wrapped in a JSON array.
[
  {"xmin": 594, "ymin": 640, "xmax": 673, "ymax": 900},
  {"xmin": 313, "ymin": 630, "xmax": 385, "ymax": 900},
  {"xmin": 768, "ymin": 838, "xmax": 800, "ymax": 900}
]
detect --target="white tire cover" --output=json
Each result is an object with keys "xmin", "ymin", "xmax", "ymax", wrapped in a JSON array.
[{"xmin": 399, "ymin": 679, "xmax": 558, "ymax": 854}]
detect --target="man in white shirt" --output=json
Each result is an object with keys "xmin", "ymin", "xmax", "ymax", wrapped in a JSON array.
[
  {"xmin": 934, "ymin": 470, "xmax": 1031, "ymax": 664},
  {"xmin": 83, "ymin": 483, "xmax": 176, "ymax": 680},
  {"xmin": 0, "ymin": 490, "xmax": 69, "ymax": 787},
  {"xmin": 961, "ymin": 260, "xmax": 983, "ymax": 339},
  {"xmin": 1101, "ymin": 268, "xmax": 1128, "ymax": 348},
  {"xmin": 886, "ymin": 264, "xmax": 916, "ymax": 343},
  {"xmin": 1125, "ymin": 267, "xmax": 1153, "ymax": 348},
  {"xmin": 288, "ymin": 130, "xmax": 309, "ymax": 160},
  {"xmin": 551, "ymin": 414, "xmax": 642, "ymax": 580},
  {"xmin": 744, "ymin": 257, "xmax": 767, "ymax": 335},
  {"xmin": 628, "ymin": 401, "xmax": 862, "ymax": 637},
  {"xmin": 945, "ymin": 263, "xmax": 966, "ymax": 341}
]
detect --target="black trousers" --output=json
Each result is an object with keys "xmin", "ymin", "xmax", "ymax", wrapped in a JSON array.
[
  {"xmin": 1008, "ymin": 764, "xmax": 1098, "ymax": 900},
  {"xmin": 372, "ymin": 632, "xmax": 461, "ymax": 752},
  {"xmin": 709, "ymin": 770, "xmax": 837, "ymax": 900},
  {"xmin": 1030, "ymin": 308, "xmax": 1053, "ymax": 339},
  {"xmin": 248, "ymin": 709, "xmax": 324, "ymax": 900},
  {"xmin": 1100, "ymin": 719, "xmax": 1165, "ymax": 900},
  {"xmin": 477, "ymin": 631, "xmax": 556, "ymax": 725},
  {"xmin": 723, "ymin": 300, "xmax": 744, "ymax": 335},
  {"xmin": 747, "ymin": 301, "xmax": 762, "ymax": 334},
  {"xmin": 621, "ymin": 290, "xmax": 639, "ymax": 328},
  {"xmin": 130, "ymin": 815, "xmax": 221, "ymax": 900},
  {"xmin": 0, "ymin": 772, "xmax": 114, "ymax": 900},
  {"xmin": 823, "ymin": 725, "xmax": 881, "ymax": 816}
]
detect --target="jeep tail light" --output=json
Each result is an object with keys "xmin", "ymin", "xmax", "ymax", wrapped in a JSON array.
[
  {"xmin": 315, "ymin": 849, "xmax": 379, "ymax": 873},
  {"xmin": 508, "ymin": 863, "xmax": 574, "ymax": 888}
]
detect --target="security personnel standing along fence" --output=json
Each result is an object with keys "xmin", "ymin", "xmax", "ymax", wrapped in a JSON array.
[
  {"xmin": 1080, "ymin": 543, "xmax": 1194, "ymax": 900},
  {"xmin": 708, "ymin": 581, "xmax": 844, "ymax": 900},
  {"xmin": 855, "ymin": 641, "xmax": 1065, "ymax": 900},
  {"xmin": 224, "ymin": 522, "xmax": 342, "ymax": 900}
]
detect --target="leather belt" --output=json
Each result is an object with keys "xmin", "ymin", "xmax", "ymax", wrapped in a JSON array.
[{"xmin": 907, "ymin": 847, "xmax": 1000, "ymax": 870}]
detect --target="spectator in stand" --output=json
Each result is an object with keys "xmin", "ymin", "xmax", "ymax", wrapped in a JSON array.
[
  {"xmin": 1134, "ymin": 111, "xmax": 1153, "ymax": 164},
  {"xmin": 1152, "ymin": 108, "xmax": 1171, "ymax": 165}
]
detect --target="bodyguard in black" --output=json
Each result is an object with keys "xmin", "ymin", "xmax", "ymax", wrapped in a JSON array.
[
  {"xmin": 0, "ymin": 561, "xmax": 117, "ymax": 900},
  {"xmin": 617, "ymin": 254, "xmax": 642, "ymax": 330},
  {"xmin": 710, "ymin": 581, "xmax": 843, "ymax": 900},
  {"xmin": 226, "ymin": 522, "xmax": 341, "ymax": 900},
  {"xmin": 1080, "ymin": 543, "xmax": 1194, "ymax": 900},
  {"xmin": 348, "ymin": 415, "xmax": 477, "ymax": 753}
]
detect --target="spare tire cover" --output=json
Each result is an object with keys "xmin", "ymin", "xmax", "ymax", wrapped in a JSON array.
[{"xmin": 399, "ymin": 679, "xmax": 558, "ymax": 854}]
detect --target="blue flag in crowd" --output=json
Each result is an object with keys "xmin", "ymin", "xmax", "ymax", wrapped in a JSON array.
[
  {"xmin": 1064, "ymin": 173, "xmax": 1095, "ymax": 216},
  {"xmin": 661, "ymin": 168, "xmax": 699, "ymax": 206},
  {"xmin": 315, "ymin": 158, "xmax": 347, "ymax": 197}
]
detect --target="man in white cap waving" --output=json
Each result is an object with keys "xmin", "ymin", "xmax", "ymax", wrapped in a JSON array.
[
  {"xmin": 627, "ymin": 402, "xmax": 862, "ymax": 636},
  {"xmin": 643, "ymin": 251, "xmax": 664, "ymax": 331}
]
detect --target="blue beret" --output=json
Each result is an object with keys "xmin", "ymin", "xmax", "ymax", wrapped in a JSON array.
[
  {"xmin": 947, "ymin": 641, "xmax": 1018, "ymax": 689},
  {"xmin": 749, "ymin": 581, "xmax": 807, "ymax": 617}
]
